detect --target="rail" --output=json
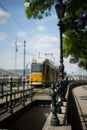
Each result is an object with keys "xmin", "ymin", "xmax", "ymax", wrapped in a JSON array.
[
  {"xmin": 0, "ymin": 77, "xmax": 33, "ymax": 114},
  {"xmin": 49, "ymin": 79, "xmax": 87, "ymax": 126},
  {"xmin": 65, "ymin": 80, "xmax": 87, "ymax": 125}
]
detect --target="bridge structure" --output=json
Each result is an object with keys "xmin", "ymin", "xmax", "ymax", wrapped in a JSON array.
[{"xmin": 0, "ymin": 77, "xmax": 87, "ymax": 130}]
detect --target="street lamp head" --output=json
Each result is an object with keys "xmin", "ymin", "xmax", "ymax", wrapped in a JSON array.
[
  {"xmin": 55, "ymin": 1, "xmax": 66, "ymax": 19},
  {"xmin": 24, "ymin": 0, "xmax": 30, "ymax": 7}
]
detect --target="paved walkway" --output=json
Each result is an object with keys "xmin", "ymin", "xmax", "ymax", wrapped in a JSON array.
[
  {"xmin": 33, "ymin": 88, "xmax": 51, "ymax": 100},
  {"xmin": 72, "ymin": 85, "xmax": 87, "ymax": 130}
]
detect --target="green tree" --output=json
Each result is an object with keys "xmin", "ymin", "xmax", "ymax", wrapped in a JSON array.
[
  {"xmin": 25, "ymin": 0, "xmax": 57, "ymax": 19},
  {"xmin": 63, "ymin": 0, "xmax": 87, "ymax": 70}
]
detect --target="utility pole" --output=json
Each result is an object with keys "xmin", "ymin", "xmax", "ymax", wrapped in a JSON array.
[
  {"xmin": 23, "ymin": 40, "xmax": 26, "ymax": 77},
  {"xmin": 15, "ymin": 40, "xmax": 18, "ymax": 72}
]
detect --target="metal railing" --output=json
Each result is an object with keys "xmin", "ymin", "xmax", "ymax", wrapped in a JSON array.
[
  {"xmin": 0, "ymin": 77, "xmax": 33, "ymax": 114},
  {"xmin": 49, "ymin": 79, "xmax": 87, "ymax": 126}
]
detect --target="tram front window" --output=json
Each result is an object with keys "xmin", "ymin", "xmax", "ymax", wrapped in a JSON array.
[{"xmin": 31, "ymin": 63, "xmax": 42, "ymax": 72}]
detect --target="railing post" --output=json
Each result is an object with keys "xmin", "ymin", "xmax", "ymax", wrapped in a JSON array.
[
  {"xmin": 13, "ymin": 91, "xmax": 16, "ymax": 105},
  {"xmin": 22, "ymin": 78, "xmax": 25, "ymax": 106},
  {"xmin": 5, "ymin": 93, "xmax": 8, "ymax": 110},
  {"xmin": 1, "ymin": 82, "xmax": 4, "ymax": 97},
  {"xmin": 8, "ymin": 77, "xmax": 13, "ymax": 113},
  {"xmin": 30, "ymin": 85, "xmax": 33, "ymax": 102},
  {"xmin": 17, "ymin": 79, "xmax": 19, "ymax": 92}
]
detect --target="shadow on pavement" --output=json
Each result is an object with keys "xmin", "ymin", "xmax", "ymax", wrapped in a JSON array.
[{"xmin": 67, "ymin": 90, "xmax": 83, "ymax": 130}]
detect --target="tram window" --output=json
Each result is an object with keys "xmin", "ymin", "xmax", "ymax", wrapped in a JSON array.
[{"xmin": 31, "ymin": 63, "xmax": 42, "ymax": 72}]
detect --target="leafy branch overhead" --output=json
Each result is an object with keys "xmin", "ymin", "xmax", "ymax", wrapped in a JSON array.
[
  {"xmin": 63, "ymin": 0, "xmax": 87, "ymax": 69},
  {"xmin": 25, "ymin": 0, "xmax": 58, "ymax": 19}
]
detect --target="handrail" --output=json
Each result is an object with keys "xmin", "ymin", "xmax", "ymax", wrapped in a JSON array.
[
  {"xmin": 0, "ymin": 77, "xmax": 33, "ymax": 114},
  {"xmin": 64, "ymin": 80, "xmax": 87, "ymax": 125},
  {"xmin": 49, "ymin": 79, "xmax": 87, "ymax": 126}
]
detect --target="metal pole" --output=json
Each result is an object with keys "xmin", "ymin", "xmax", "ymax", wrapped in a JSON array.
[
  {"xmin": 23, "ymin": 40, "xmax": 26, "ymax": 77},
  {"xmin": 22, "ymin": 40, "xmax": 26, "ymax": 106},
  {"xmin": 50, "ymin": 0, "xmax": 66, "ymax": 126},
  {"xmin": 15, "ymin": 41, "xmax": 17, "ymax": 72},
  {"xmin": 58, "ymin": 20, "xmax": 64, "ymax": 80},
  {"xmin": 8, "ymin": 77, "xmax": 13, "ymax": 113}
]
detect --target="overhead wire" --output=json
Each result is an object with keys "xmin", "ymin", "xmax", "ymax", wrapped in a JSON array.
[{"xmin": 0, "ymin": 3, "xmax": 31, "ymax": 40}]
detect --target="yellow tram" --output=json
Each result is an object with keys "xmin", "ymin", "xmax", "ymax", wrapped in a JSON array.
[{"xmin": 29, "ymin": 59, "xmax": 59, "ymax": 87}]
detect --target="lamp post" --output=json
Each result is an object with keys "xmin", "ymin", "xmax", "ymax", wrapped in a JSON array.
[
  {"xmin": 55, "ymin": 0, "xmax": 66, "ymax": 80},
  {"xmin": 50, "ymin": 1, "xmax": 66, "ymax": 126}
]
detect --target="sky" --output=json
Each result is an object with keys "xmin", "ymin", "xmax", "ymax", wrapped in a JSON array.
[{"xmin": 0, "ymin": 0, "xmax": 87, "ymax": 76}]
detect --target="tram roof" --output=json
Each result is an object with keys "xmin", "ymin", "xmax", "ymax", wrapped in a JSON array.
[
  {"xmin": 32, "ymin": 58, "xmax": 54, "ymax": 64},
  {"xmin": 32, "ymin": 58, "xmax": 58, "ymax": 69}
]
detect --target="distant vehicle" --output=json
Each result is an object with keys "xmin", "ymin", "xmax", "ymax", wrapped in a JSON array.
[{"xmin": 29, "ymin": 59, "xmax": 59, "ymax": 87}]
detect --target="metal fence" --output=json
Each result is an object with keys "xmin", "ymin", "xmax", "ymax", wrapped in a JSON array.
[{"xmin": 0, "ymin": 77, "xmax": 33, "ymax": 114}]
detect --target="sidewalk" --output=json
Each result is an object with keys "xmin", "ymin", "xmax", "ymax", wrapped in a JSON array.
[
  {"xmin": 72, "ymin": 85, "xmax": 87, "ymax": 130},
  {"xmin": 33, "ymin": 88, "xmax": 51, "ymax": 101},
  {"xmin": 42, "ymin": 112, "xmax": 71, "ymax": 130}
]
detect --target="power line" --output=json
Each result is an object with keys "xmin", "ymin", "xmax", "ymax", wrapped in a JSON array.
[
  {"xmin": 0, "ymin": 3, "xmax": 24, "ymax": 30},
  {"xmin": 0, "ymin": 3, "xmax": 30, "ymax": 35}
]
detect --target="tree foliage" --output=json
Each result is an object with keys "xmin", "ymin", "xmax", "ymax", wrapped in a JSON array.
[
  {"xmin": 25, "ymin": 0, "xmax": 57, "ymax": 19},
  {"xmin": 63, "ymin": 0, "xmax": 87, "ymax": 70}
]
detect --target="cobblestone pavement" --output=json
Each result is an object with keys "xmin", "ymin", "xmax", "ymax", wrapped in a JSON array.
[{"xmin": 72, "ymin": 85, "xmax": 87, "ymax": 130}]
